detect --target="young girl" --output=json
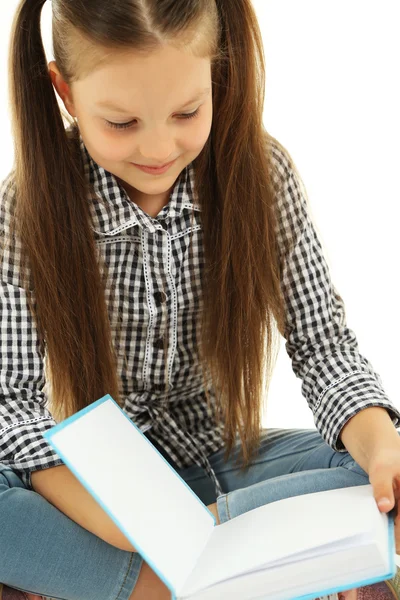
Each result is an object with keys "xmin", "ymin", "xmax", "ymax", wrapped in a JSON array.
[{"xmin": 0, "ymin": 0, "xmax": 399, "ymax": 599}]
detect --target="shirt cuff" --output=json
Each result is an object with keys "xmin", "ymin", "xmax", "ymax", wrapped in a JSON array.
[
  {"xmin": 313, "ymin": 370, "xmax": 400, "ymax": 452},
  {"xmin": 25, "ymin": 459, "xmax": 65, "ymax": 491}
]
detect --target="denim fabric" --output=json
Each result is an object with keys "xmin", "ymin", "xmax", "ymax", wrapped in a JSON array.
[
  {"xmin": 0, "ymin": 464, "xmax": 144, "ymax": 600},
  {"xmin": 0, "ymin": 428, "xmax": 382, "ymax": 600},
  {"xmin": 173, "ymin": 428, "xmax": 372, "ymax": 522}
]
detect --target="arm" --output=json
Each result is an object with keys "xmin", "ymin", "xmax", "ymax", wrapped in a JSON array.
[
  {"xmin": 339, "ymin": 405, "xmax": 400, "ymax": 473},
  {"xmin": 31, "ymin": 465, "xmax": 137, "ymax": 552},
  {"xmin": 0, "ymin": 175, "xmax": 135, "ymax": 552},
  {"xmin": 31, "ymin": 467, "xmax": 221, "ymax": 552},
  {"xmin": 270, "ymin": 140, "xmax": 400, "ymax": 450},
  {"xmin": 0, "ymin": 175, "xmax": 65, "ymax": 491}
]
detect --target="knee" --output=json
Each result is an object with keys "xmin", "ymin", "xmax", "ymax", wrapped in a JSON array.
[
  {"xmin": 0, "ymin": 464, "xmax": 26, "ymax": 490},
  {"xmin": 337, "ymin": 454, "xmax": 369, "ymax": 480}
]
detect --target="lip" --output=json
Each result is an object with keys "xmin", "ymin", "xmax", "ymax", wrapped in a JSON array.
[{"xmin": 131, "ymin": 158, "xmax": 176, "ymax": 174}]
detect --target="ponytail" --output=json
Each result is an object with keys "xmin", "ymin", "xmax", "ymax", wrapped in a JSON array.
[{"xmin": 6, "ymin": 0, "xmax": 120, "ymax": 422}]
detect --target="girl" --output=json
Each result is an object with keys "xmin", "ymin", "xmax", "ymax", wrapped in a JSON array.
[{"xmin": 0, "ymin": 1, "xmax": 399, "ymax": 600}]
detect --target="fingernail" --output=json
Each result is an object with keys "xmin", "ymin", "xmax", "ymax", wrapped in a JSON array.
[{"xmin": 378, "ymin": 497, "xmax": 392, "ymax": 508}]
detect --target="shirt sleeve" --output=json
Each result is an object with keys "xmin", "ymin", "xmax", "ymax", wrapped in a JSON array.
[
  {"xmin": 0, "ymin": 174, "xmax": 64, "ymax": 491},
  {"xmin": 269, "ymin": 138, "xmax": 400, "ymax": 451}
]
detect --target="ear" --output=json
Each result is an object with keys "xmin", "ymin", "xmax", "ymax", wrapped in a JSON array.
[{"xmin": 48, "ymin": 60, "xmax": 77, "ymax": 118}]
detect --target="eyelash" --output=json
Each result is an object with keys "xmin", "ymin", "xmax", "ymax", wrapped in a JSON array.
[{"xmin": 105, "ymin": 108, "xmax": 200, "ymax": 131}]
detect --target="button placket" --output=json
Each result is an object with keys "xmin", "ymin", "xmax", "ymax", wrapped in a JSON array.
[
  {"xmin": 141, "ymin": 229, "xmax": 155, "ymax": 388},
  {"xmin": 154, "ymin": 228, "xmax": 169, "ymax": 354},
  {"xmin": 142, "ymin": 226, "xmax": 172, "ymax": 390}
]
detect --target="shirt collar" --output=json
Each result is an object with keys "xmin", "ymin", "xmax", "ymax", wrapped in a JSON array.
[{"xmin": 77, "ymin": 131, "xmax": 201, "ymax": 236}]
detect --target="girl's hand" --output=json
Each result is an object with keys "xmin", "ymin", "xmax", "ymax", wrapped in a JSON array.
[
  {"xmin": 320, "ymin": 443, "xmax": 400, "ymax": 600},
  {"xmin": 368, "ymin": 444, "xmax": 400, "ymax": 552},
  {"xmin": 338, "ymin": 443, "xmax": 400, "ymax": 600}
]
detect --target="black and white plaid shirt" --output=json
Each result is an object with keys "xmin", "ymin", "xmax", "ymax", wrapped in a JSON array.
[{"xmin": 1, "ymin": 131, "xmax": 400, "ymax": 497}]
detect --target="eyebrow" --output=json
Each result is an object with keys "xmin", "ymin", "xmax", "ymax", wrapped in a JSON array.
[{"xmin": 96, "ymin": 87, "xmax": 211, "ymax": 114}]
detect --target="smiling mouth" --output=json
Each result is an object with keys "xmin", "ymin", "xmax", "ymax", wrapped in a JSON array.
[{"xmin": 134, "ymin": 159, "xmax": 176, "ymax": 168}]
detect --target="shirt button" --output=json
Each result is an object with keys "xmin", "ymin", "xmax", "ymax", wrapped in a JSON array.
[
  {"xmin": 160, "ymin": 220, "xmax": 169, "ymax": 231},
  {"xmin": 154, "ymin": 336, "xmax": 166, "ymax": 350},
  {"xmin": 154, "ymin": 290, "xmax": 167, "ymax": 305}
]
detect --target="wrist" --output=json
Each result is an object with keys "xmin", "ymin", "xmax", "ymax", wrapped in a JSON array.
[{"xmin": 339, "ymin": 406, "xmax": 399, "ymax": 473}]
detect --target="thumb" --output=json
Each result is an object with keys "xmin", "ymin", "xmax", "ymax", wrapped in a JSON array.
[
  {"xmin": 371, "ymin": 476, "xmax": 395, "ymax": 512},
  {"xmin": 377, "ymin": 496, "xmax": 394, "ymax": 511}
]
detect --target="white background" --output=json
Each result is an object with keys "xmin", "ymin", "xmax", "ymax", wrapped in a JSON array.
[{"xmin": 0, "ymin": 1, "xmax": 399, "ymax": 431}]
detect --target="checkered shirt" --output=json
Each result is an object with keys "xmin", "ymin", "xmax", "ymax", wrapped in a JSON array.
[{"xmin": 1, "ymin": 131, "xmax": 400, "ymax": 497}]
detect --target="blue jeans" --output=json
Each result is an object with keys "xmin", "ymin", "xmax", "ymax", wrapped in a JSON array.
[{"xmin": 0, "ymin": 428, "xmax": 371, "ymax": 600}]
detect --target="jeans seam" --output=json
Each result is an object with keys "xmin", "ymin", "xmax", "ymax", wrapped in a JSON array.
[
  {"xmin": 115, "ymin": 553, "xmax": 135, "ymax": 600},
  {"xmin": 225, "ymin": 494, "xmax": 231, "ymax": 520}
]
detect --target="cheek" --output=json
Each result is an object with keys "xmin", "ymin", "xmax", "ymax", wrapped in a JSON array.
[
  {"xmin": 103, "ymin": 147, "xmax": 129, "ymax": 163},
  {"xmin": 184, "ymin": 105, "xmax": 213, "ymax": 150},
  {"xmin": 81, "ymin": 126, "xmax": 127, "ymax": 164},
  {"xmin": 186, "ymin": 119, "xmax": 212, "ymax": 150},
  {"xmin": 96, "ymin": 136, "xmax": 131, "ymax": 163}
]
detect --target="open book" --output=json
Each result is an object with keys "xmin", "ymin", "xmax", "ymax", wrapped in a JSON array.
[{"xmin": 42, "ymin": 394, "xmax": 396, "ymax": 600}]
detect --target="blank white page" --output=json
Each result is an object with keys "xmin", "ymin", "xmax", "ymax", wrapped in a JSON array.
[
  {"xmin": 181, "ymin": 484, "xmax": 385, "ymax": 595},
  {"xmin": 42, "ymin": 395, "xmax": 215, "ymax": 596}
]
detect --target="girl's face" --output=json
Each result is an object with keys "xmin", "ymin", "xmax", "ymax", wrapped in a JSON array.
[{"xmin": 49, "ymin": 44, "xmax": 213, "ymax": 214}]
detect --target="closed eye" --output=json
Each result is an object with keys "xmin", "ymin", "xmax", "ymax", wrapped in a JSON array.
[{"xmin": 105, "ymin": 108, "xmax": 201, "ymax": 131}]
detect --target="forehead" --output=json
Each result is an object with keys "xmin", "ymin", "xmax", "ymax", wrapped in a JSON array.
[
  {"xmin": 95, "ymin": 87, "xmax": 211, "ymax": 114},
  {"xmin": 74, "ymin": 47, "xmax": 212, "ymax": 112},
  {"xmin": 78, "ymin": 44, "xmax": 211, "ymax": 85}
]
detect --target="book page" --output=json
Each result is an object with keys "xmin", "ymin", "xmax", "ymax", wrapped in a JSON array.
[
  {"xmin": 181, "ymin": 484, "xmax": 387, "ymax": 595},
  {"xmin": 42, "ymin": 395, "xmax": 215, "ymax": 596},
  {"xmin": 181, "ymin": 544, "xmax": 384, "ymax": 600}
]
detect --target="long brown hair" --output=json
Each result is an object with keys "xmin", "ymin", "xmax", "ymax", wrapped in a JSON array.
[{"xmin": 5, "ymin": 0, "xmax": 291, "ymax": 471}]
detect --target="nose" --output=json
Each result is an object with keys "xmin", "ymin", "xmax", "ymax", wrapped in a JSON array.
[{"xmin": 137, "ymin": 124, "xmax": 175, "ymax": 164}]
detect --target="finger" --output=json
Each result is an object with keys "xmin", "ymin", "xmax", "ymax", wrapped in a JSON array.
[
  {"xmin": 370, "ymin": 468, "xmax": 400, "ymax": 552},
  {"xmin": 387, "ymin": 478, "xmax": 400, "ymax": 552},
  {"xmin": 369, "ymin": 467, "xmax": 396, "ymax": 512},
  {"xmin": 394, "ymin": 499, "xmax": 400, "ymax": 553}
]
